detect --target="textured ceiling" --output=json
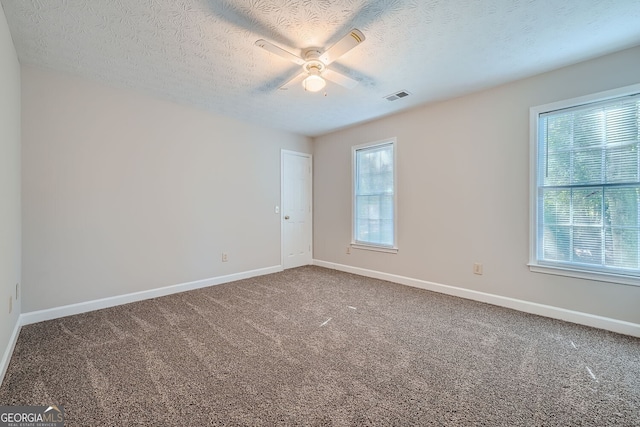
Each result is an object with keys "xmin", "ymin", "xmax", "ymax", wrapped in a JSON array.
[{"xmin": 2, "ymin": 0, "xmax": 640, "ymax": 136}]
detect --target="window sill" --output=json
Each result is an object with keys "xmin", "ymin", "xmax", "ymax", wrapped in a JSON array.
[
  {"xmin": 528, "ymin": 263, "xmax": 640, "ymax": 287},
  {"xmin": 351, "ymin": 243, "xmax": 398, "ymax": 254}
]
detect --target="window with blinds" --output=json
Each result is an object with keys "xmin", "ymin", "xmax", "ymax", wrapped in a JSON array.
[
  {"xmin": 534, "ymin": 89, "xmax": 640, "ymax": 280},
  {"xmin": 352, "ymin": 139, "xmax": 397, "ymax": 251}
]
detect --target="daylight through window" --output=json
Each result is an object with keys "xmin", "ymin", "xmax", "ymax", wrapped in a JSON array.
[
  {"xmin": 353, "ymin": 140, "xmax": 397, "ymax": 251},
  {"xmin": 533, "ymin": 89, "xmax": 640, "ymax": 280}
]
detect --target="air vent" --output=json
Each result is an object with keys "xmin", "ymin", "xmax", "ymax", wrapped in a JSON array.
[{"xmin": 384, "ymin": 90, "xmax": 410, "ymax": 101}]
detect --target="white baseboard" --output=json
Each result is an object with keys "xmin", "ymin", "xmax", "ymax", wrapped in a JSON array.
[
  {"xmin": 0, "ymin": 317, "xmax": 22, "ymax": 387},
  {"xmin": 1, "ymin": 265, "xmax": 282, "ymax": 386},
  {"xmin": 4, "ymin": 260, "xmax": 637, "ymax": 386},
  {"xmin": 313, "ymin": 259, "xmax": 640, "ymax": 338},
  {"xmin": 20, "ymin": 265, "xmax": 283, "ymax": 326}
]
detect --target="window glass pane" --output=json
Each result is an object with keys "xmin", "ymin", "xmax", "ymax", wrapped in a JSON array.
[
  {"xmin": 354, "ymin": 142, "xmax": 395, "ymax": 247},
  {"xmin": 573, "ymin": 109, "xmax": 604, "ymax": 147},
  {"xmin": 542, "ymin": 225, "xmax": 571, "ymax": 261},
  {"xmin": 605, "ymin": 102, "xmax": 638, "ymax": 145},
  {"xmin": 546, "ymin": 113, "xmax": 573, "ymax": 151},
  {"xmin": 545, "ymin": 151, "xmax": 571, "ymax": 186},
  {"xmin": 572, "ymin": 148, "xmax": 602, "ymax": 185},
  {"xmin": 572, "ymin": 188, "xmax": 602, "ymax": 226},
  {"xmin": 536, "ymin": 91, "xmax": 640, "ymax": 277},
  {"xmin": 605, "ymin": 228, "xmax": 639, "ymax": 269},
  {"xmin": 605, "ymin": 187, "xmax": 639, "ymax": 227},
  {"xmin": 542, "ymin": 189, "xmax": 570, "ymax": 225},
  {"xmin": 606, "ymin": 144, "xmax": 638, "ymax": 183},
  {"xmin": 573, "ymin": 227, "xmax": 602, "ymax": 265}
]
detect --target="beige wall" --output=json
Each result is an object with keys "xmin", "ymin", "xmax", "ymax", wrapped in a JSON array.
[
  {"xmin": 313, "ymin": 46, "xmax": 640, "ymax": 324},
  {"xmin": 21, "ymin": 66, "xmax": 311, "ymax": 312},
  {"xmin": 0, "ymin": 4, "xmax": 21, "ymax": 365}
]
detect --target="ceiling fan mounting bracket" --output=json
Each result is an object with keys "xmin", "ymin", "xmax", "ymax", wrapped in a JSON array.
[{"xmin": 302, "ymin": 48, "xmax": 323, "ymax": 62}]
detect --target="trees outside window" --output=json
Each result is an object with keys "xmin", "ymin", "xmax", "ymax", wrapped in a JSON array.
[{"xmin": 532, "ymin": 86, "xmax": 640, "ymax": 282}]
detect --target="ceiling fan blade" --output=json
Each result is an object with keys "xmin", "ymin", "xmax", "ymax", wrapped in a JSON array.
[
  {"xmin": 323, "ymin": 69, "xmax": 359, "ymax": 89},
  {"xmin": 319, "ymin": 29, "xmax": 365, "ymax": 65},
  {"xmin": 279, "ymin": 71, "xmax": 307, "ymax": 90},
  {"xmin": 255, "ymin": 39, "xmax": 305, "ymax": 65}
]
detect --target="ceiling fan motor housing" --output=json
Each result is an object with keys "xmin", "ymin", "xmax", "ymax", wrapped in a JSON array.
[{"xmin": 303, "ymin": 49, "xmax": 325, "ymax": 75}]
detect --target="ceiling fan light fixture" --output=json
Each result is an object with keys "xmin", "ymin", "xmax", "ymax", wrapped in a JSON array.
[
  {"xmin": 255, "ymin": 29, "xmax": 365, "ymax": 92},
  {"xmin": 302, "ymin": 74, "xmax": 326, "ymax": 92}
]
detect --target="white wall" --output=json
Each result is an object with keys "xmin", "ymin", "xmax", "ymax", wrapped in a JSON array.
[
  {"xmin": 21, "ymin": 66, "xmax": 311, "ymax": 312},
  {"xmin": 0, "ymin": 4, "xmax": 21, "ymax": 373},
  {"xmin": 314, "ymin": 46, "xmax": 640, "ymax": 325}
]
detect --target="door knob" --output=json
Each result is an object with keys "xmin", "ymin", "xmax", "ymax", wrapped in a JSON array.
[{"xmin": 284, "ymin": 215, "xmax": 290, "ymax": 220}]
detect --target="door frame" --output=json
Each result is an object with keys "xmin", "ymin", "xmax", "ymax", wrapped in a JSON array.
[{"xmin": 281, "ymin": 149, "xmax": 313, "ymax": 269}]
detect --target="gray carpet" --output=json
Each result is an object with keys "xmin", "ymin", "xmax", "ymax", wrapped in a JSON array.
[{"xmin": 1, "ymin": 266, "xmax": 639, "ymax": 426}]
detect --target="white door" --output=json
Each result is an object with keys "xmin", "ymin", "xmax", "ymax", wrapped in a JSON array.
[{"xmin": 282, "ymin": 150, "xmax": 312, "ymax": 269}]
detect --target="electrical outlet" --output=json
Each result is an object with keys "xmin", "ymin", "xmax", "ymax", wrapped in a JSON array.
[
  {"xmin": 222, "ymin": 252, "xmax": 228, "ymax": 262},
  {"xmin": 346, "ymin": 246, "xmax": 351, "ymax": 254},
  {"xmin": 473, "ymin": 262, "xmax": 483, "ymax": 275}
]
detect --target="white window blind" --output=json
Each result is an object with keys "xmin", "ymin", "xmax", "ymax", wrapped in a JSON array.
[
  {"xmin": 353, "ymin": 140, "xmax": 396, "ymax": 249},
  {"xmin": 535, "ymin": 92, "xmax": 640, "ymax": 278}
]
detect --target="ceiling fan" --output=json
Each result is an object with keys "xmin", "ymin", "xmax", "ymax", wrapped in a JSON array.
[{"xmin": 255, "ymin": 29, "xmax": 366, "ymax": 93}]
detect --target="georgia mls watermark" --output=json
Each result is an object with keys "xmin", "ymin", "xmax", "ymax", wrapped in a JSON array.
[{"xmin": 0, "ymin": 405, "xmax": 64, "ymax": 427}]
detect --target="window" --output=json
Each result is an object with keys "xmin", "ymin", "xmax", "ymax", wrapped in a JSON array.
[
  {"xmin": 530, "ymin": 84, "xmax": 640, "ymax": 285},
  {"xmin": 352, "ymin": 139, "xmax": 397, "ymax": 252}
]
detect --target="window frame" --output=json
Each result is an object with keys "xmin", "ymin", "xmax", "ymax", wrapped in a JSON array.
[
  {"xmin": 529, "ymin": 83, "xmax": 640, "ymax": 287},
  {"xmin": 351, "ymin": 138, "xmax": 398, "ymax": 254}
]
